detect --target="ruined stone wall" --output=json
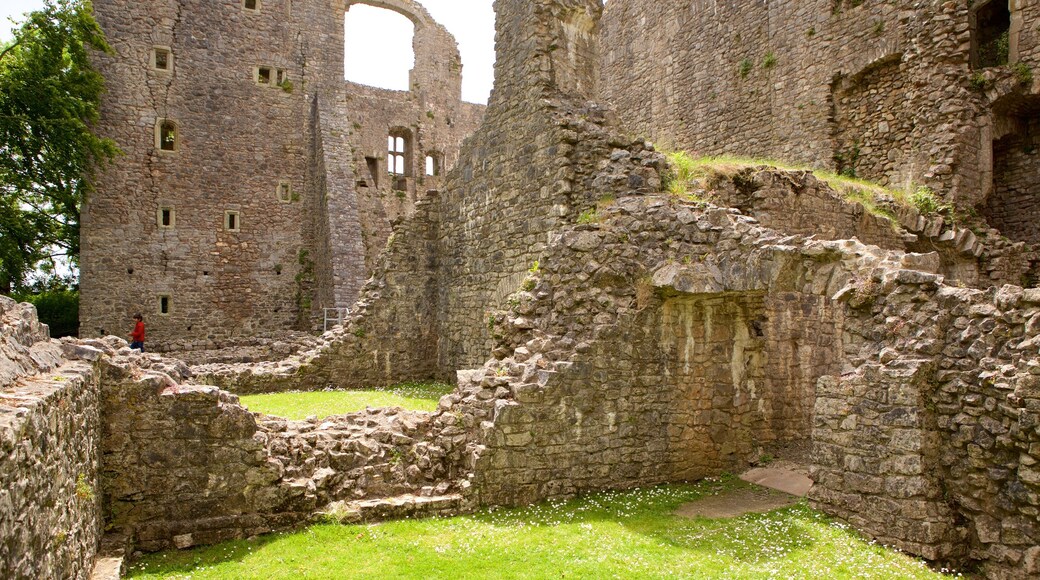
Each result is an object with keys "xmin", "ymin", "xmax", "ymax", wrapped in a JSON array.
[
  {"xmin": 985, "ymin": 118, "xmax": 1040, "ymax": 245},
  {"xmin": 343, "ymin": 82, "xmax": 483, "ymax": 277},
  {"xmin": 813, "ymin": 275, "xmax": 1040, "ymax": 577},
  {"xmin": 196, "ymin": 193, "xmax": 443, "ymax": 392},
  {"xmin": 0, "ymin": 297, "xmax": 101, "ymax": 580},
  {"xmin": 600, "ymin": 0, "xmax": 1040, "ymax": 212},
  {"xmin": 456, "ymin": 198, "xmax": 846, "ymax": 505}
]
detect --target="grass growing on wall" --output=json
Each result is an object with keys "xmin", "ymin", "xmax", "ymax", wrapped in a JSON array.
[
  {"xmin": 126, "ymin": 479, "xmax": 955, "ymax": 579},
  {"xmin": 238, "ymin": 381, "xmax": 455, "ymax": 419},
  {"xmin": 664, "ymin": 153, "xmax": 951, "ymax": 226}
]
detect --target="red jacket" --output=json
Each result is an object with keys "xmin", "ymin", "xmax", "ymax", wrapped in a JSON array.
[{"xmin": 131, "ymin": 321, "xmax": 145, "ymax": 342}]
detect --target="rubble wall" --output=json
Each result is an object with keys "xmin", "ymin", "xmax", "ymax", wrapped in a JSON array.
[{"xmin": 0, "ymin": 297, "xmax": 102, "ymax": 580}]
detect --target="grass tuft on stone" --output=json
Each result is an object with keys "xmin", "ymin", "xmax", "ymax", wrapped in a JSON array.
[
  {"xmin": 671, "ymin": 154, "xmax": 951, "ymax": 226},
  {"xmin": 127, "ymin": 479, "xmax": 957, "ymax": 579},
  {"xmin": 238, "ymin": 381, "xmax": 455, "ymax": 419}
]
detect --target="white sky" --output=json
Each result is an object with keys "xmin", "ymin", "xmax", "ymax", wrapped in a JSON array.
[{"xmin": 1, "ymin": 0, "xmax": 497, "ymax": 104}]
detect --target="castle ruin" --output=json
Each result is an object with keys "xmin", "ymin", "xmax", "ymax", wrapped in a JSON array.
[{"xmin": 2, "ymin": 1, "xmax": 1040, "ymax": 579}]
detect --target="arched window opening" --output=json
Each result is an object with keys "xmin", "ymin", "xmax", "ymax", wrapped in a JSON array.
[
  {"xmin": 972, "ymin": 1, "xmax": 1011, "ymax": 69},
  {"xmin": 156, "ymin": 119, "xmax": 178, "ymax": 152},
  {"xmin": 344, "ymin": 4, "xmax": 415, "ymax": 91},
  {"xmin": 425, "ymin": 153, "xmax": 442, "ymax": 176}
]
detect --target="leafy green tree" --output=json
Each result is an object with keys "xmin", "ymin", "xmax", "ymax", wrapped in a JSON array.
[{"xmin": 0, "ymin": 0, "xmax": 117, "ymax": 292}]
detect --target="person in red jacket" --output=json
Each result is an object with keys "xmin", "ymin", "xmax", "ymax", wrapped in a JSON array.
[{"xmin": 129, "ymin": 313, "xmax": 145, "ymax": 352}]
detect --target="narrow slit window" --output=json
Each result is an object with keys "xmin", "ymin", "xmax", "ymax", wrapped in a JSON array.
[
  {"xmin": 277, "ymin": 182, "xmax": 292, "ymax": 202},
  {"xmin": 159, "ymin": 296, "xmax": 170, "ymax": 315},
  {"xmin": 157, "ymin": 207, "xmax": 175, "ymax": 228},
  {"xmin": 158, "ymin": 120, "xmax": 177, "ymax": 151},
  {"xmin": 366, "ymin": 157, "xmax": 380, "ymax": 188},
  {"xmin": 152, "ymin": 47, "xmax": 171, "ymax": 71},
  {"xmin": 225, "ymin": 211, "xmax": 240, "ymax": 232},
  {"xmin": 276, "ymin": 69, "xmax": 287, "ymax": 85}
]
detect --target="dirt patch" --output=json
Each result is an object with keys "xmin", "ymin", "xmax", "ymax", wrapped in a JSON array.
[{"xmin": 675, "ymin": 486, "xmax": 799, "ymax": 519}]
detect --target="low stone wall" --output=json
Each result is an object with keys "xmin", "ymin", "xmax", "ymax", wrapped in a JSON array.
[
  {"xmin": 0, "ymin": 296, "xmax": 102, "ymax": 580},
  {"xmin": 100, "ymin": 356, "xmax": 463, "ymax": 551}
]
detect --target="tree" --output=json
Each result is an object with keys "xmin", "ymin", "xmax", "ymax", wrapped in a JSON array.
[{"xmin": 0, "ymin": 0, "xmax": 118, "ymax": 292}]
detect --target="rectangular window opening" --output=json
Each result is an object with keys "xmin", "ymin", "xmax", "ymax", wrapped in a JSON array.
[
  {"xmin": 159, "ymin": 296, "xmax": 170, "ymax": 315},
  {"xmin": 257, "ymin": 66, "xmax": 272, "ymax": 85},
  {"xmin": 158, "ymin": 120, "xmax": 177, "ymax": 151},
  {"xmin": 225, "ymin": 211, "xmax": 240, "ymax": 232},
  {"xmin": 153, "ymin": 47, "xmax": 171, "ymax": 71},
  {"xmin": 158, "ymin": 207, "xmax": 174, "ymax": 228},
  {"xmin": 278, "ymin": 182, "xmax": 292, "ymax": 202},
  {"xmin": 244, "ymin": 0, "xmax": 259, "ymax": 11},
  {"xmin": 365, "ymin": 157, "xmax": 379, "ymax": 188}
]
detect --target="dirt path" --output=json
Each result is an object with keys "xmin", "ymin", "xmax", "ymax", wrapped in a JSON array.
[{"xmin": 675, "ymin": 467, "xmax": 813, "ymax": 519}]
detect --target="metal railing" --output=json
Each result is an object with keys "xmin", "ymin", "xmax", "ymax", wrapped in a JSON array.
[{"xmin": 323, "ymin": 307, "xmax": 350, "ymax": 332}]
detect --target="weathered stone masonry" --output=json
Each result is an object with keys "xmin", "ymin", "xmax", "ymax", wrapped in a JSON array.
[
  {"xmin": 600, "ymin": 0, "xmax": 1040, "ymax": 243},
  {"xmin": 5, "ymin": 0, "xmax": 1040, "ymax": 578}
]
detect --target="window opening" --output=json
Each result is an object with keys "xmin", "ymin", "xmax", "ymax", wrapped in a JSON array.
[
  {"xmin": 973, "ymin": 1, "xmax": 1012, "ymax": 69},
  {"xmin": 152, "ymin": 47, "xmax": 171, "ymax": 71},
  {"xmin": 225, "ymin": 210, "xmax": 240, "ymax": 232},
  {"xmin": 158, "ymin": 207, "xmax": 175, "ymax": 228},
  {"xmin": 425, "ymin": 153, "xmax": 442, "ymax": 176},
  {"xmin": 278, "ymin": 182, "xmax": 292, "ymax": 202},
  {"xmin": 388, "ymin": 129, "xmax": 411, "ymax": 179},
  {"xmin": 158, "ymin": 120, "xmax": 177, "ymax": 151},
  {"xmin": 276, "ymin": 69, "xmax": 288, "ymax": 85},
  {"xmin": 257, "ymin": 66, "xmax": 272, "ymax": 85},
  {"xmin": 365, "ymin": 157, "xmax": 380, "ymax": 188},
  {"xmin": 244, "ymin": 0, "xmax": 259, "ymax": 11},
  {"xmin": 159, "ymin": 296, "xmax": 170, "ymax": 315},
  {"xmin": 344, "ymin": 4, "xmax": 415, "ymax": 91}
]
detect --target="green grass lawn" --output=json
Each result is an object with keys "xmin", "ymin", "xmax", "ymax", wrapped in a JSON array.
[
  {"xmin": 238, "ymin": 381, "xmax": 456, "ymax": 419},
  {"xmin": 127, "ymin": 479, "xmax": 957, "ymax": 579}
]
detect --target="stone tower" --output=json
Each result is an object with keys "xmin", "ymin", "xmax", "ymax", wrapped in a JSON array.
[{"xmin": 80, "ymin": 0, "xmax": 484, "ymax": 350}]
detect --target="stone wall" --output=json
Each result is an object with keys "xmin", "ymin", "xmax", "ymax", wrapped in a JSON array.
[
  {"xmin": 99, "ymin": 356, "xmax": 461, "ymax": 552},
  {"xmin": 0, "ymin": 297, "xmax": 101, "ymax": 580},
  {"xmin": 813, "ymin": 276, "xmax": 1040, "ymax": 578},
  {"xmin": 83, "ymin": 0, "xmax": 312, "ymax": 345},
  {"xmin": 599, "ymin": 0, "xmax": 1040, "ymax": 223}
]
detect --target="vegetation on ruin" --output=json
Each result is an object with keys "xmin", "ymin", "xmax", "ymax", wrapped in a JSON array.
[
  {"xmin": 10, "ymin": 286, "xmax": 78, "ymax": 337},
  {"xmin": 238, "ymin": 381, "xmax": 456, "ymax": 419},
  {"xmin": 0, "ymin": 0, "xmax": 117, "ymax": 292},
  {"xmin": 666, "ymin": 153, "xmax": 953, "ymax": 226},
  {"xmin": 127, "ymin": 478, "xmax": 954, "ymax": 579}
]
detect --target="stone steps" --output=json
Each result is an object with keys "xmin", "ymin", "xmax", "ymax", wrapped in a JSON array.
[
  {"xmin": 322, "ymin": 493, "xmax": 467, "ymax": 524},
  {"xmin": 89, "ymin": 533, "xmax": 130, "ymax": 580}
]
